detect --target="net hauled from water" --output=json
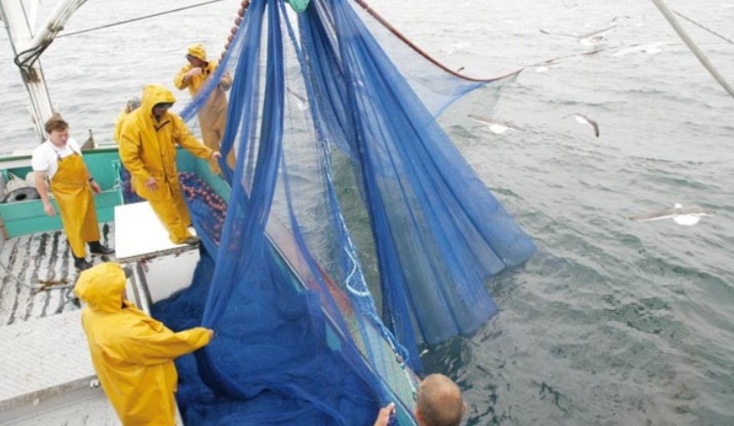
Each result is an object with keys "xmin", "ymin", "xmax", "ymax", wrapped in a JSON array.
[{"xmin": 154, "ymin": 0, "xmax": 536, "ymax": 424}]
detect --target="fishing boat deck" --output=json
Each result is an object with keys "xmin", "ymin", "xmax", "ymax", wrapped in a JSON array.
[
  {"xmin": 0, "ymin": 200, "xmax": 199, "ymax": 326},
  {"xmin": 0, "ymin": 310, "xmax": 118, "ymax": 425},
  {"xmin": 0, "ymin": 189, "xmax": 418, "ymax": 424},
  {"xmin": 0, "ymin": 206, "xmax": 196, "ymax": 424},
  {"xmin": 0, "ymin": 225, "xmax": 114, "ymax": 326},
  {"xmin": 0, "ymin": 225, "xmax": 119, "ymax": 425}
]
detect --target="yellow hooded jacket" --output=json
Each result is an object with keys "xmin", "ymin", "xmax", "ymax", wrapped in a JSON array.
[
  {"xmin": 174, "ymin": 44, "xmax": 232, "ymax": 173},
  {"xmin": 118, "ymin": 84, "xmax": 213, "ymax": 201},
  {"xmin": 74, "ymin": 263, "xmax": 211, "ymax": 426},
  {"xmin": 174, "ymin": 44, "xmax": 232, "ymax": 115}
]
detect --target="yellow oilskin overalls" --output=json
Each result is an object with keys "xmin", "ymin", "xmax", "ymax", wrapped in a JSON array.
[
  {"xmin": 74, "ymin": 263, "xmax": 212, "ymax": 426},
  {"xmin": 119, "ymin": 84, "xmax": 213, "ymax": 244},
  {"xmin": 174, "ymin": 43, "xmax": 234, "ymax": 174},
  {"xmin": 51, "ymin": 152, "xmax": 100, "ymax": 258}
]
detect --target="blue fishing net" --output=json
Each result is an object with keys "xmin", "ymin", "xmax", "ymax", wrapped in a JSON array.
[{"xmin": 157, "ymin": 0, "xmax": 536, "ymax": 424}]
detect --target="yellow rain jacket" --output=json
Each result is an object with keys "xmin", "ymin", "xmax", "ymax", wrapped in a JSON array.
[
  {"xmin": 174, "ymin": 43, "xmax": 233, "ymax": 173},
  {"xmin": 118, "ymin": 84, "xmax": 213, "ymax": 243},
  {"xmin": 74, "ymin": 263, "xmax": 211, "ymax": 426}
]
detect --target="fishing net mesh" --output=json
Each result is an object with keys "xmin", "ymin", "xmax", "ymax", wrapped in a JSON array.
[{"xmin": 152, "ymin": 0, "xmax": 535, "ymax": 424}]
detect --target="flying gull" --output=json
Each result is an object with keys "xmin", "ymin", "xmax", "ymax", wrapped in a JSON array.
[
  {"xmin": 564, "ymin": 113, "xmax": 600, "ymax": 137},
  {"xmin": 539, "ymin": 24, "xmax": 617, "ymax": 46},
  {"xmin": 524, "ymin": 47, "xmax": 605, "ymax": 73},
  {"xmin": 468, "ymin": 114, "xmax": 523, "ymax": 134},
  {"xmin": 629, "ymin": 203, "xmax": 715, "ymax": 226},
  {"xmin": 611, "ymin": 42, "xmax": 667, "ymax": 57}
]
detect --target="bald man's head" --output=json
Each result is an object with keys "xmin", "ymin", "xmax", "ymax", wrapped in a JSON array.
[{"xmin": 415, "ymin": 374, "xmax": 465, "ymax": 426}]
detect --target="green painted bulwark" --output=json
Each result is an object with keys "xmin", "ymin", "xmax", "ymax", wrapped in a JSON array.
[
  {"xmin": 176, "ymin": 151, "xmax": 231, "ymax": 202},
  {"xmin": 0, "ymin": 148, "xmax": 124, "ymax": 238},
  {"xmin": 287, "ymin": 0, "xmax": 311, "ymax": 13},
  {"xmin": 0, "ymin": 148, "xmax": 231, "ymax": 239},
  {"xmin": 0, "ymin": 191, "xmax": 122, "ymax": 238}
]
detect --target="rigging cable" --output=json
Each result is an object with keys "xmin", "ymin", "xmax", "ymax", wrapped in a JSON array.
[
  {"xmin": 672, "ymin": 9, "xmax": 734, "ymax": 46},
  {"xmin": 649, "ymin": 0, "xmax": 734, "ymax": 99},
  {"xmin": 56, "ymin": 0, "xmax": 227, "ymax": 39},
  {"xmin": 352, "ymin": 0, "xmax": 631, "ymax": 85},
  {"xmin": 352, "ymin": 0, "xmax": 521, "ymax": 83}
]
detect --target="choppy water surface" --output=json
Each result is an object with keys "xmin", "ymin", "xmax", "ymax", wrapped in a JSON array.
[{"xmin": 2, "ymin": 0, "xmax": 733, "ymax": 424}]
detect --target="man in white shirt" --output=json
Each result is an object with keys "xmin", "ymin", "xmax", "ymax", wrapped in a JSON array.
[{"xmin": 32, "ymin": 113, "xmax": 114, "ymax": 271}]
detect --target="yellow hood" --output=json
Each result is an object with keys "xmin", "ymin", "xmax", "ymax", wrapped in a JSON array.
[
  {"xmin": 141, "ymin": 84, "xmax": 176, "ymax": 116},
  {"xmin": 74, "ymin": 263, "xmax": 127, "ymax": 314},
  {"xmin": 187, "ymin": 43, "xmax": 207, "ymax": 62}
]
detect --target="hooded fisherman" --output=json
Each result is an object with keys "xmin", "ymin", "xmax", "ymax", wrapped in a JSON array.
[
  {"xmin": 32, "ymin": 113, "xmax": 114, "ymax": 271},
  {"xmin": 118, "ymin": 84, "xmax": 221, "ymax": 245},
  {"xmin": 114, "ymin": 97, "xmax": 140, "ymax": 144},
  {"xmin": 174, "ymin": 43, "xmax": 234, "ymax": 174},
  {"xmin": 74, "ymin": 262, "xmax": 213, "ymax": 425}
]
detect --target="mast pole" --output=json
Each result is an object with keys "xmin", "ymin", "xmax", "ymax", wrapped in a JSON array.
[
  {"xmin": 1, "ymin": 0, "xmax": 88, "ymax": 142},
  {"xmin": 0, "ymin": 0, "xmax": 55, "ymax": 141}
]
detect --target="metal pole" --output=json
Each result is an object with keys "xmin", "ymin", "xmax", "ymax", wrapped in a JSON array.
[
  {"xmin": 0, "ymin": 0, "xmax": 55, "ymax": 141},
  {"xmin": 649, "ymin": 0, "xmax": 734, "ymax": 99}
]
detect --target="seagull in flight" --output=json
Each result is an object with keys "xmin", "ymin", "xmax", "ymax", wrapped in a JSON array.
[
  {"xmin": 564, "ymin": 113, "xmax": 599, "ymax": 137},
  {"xmin": 524, "ymin": 47, "xmax": 605, "ymax": 73},
  {"xmin": 540, "ymin": 24, "xmax": 617, "ymax": 46},
  {"xmin": 468, "ymin": 114, "xmax": 523, "ymax": 134},
  {"xmin": 611, "ymin": 42, "xmax": 667, "ymax": 57},
  {"xmin": 629, "ymin": 203, "xmax": 715, "ymax": 226}
]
